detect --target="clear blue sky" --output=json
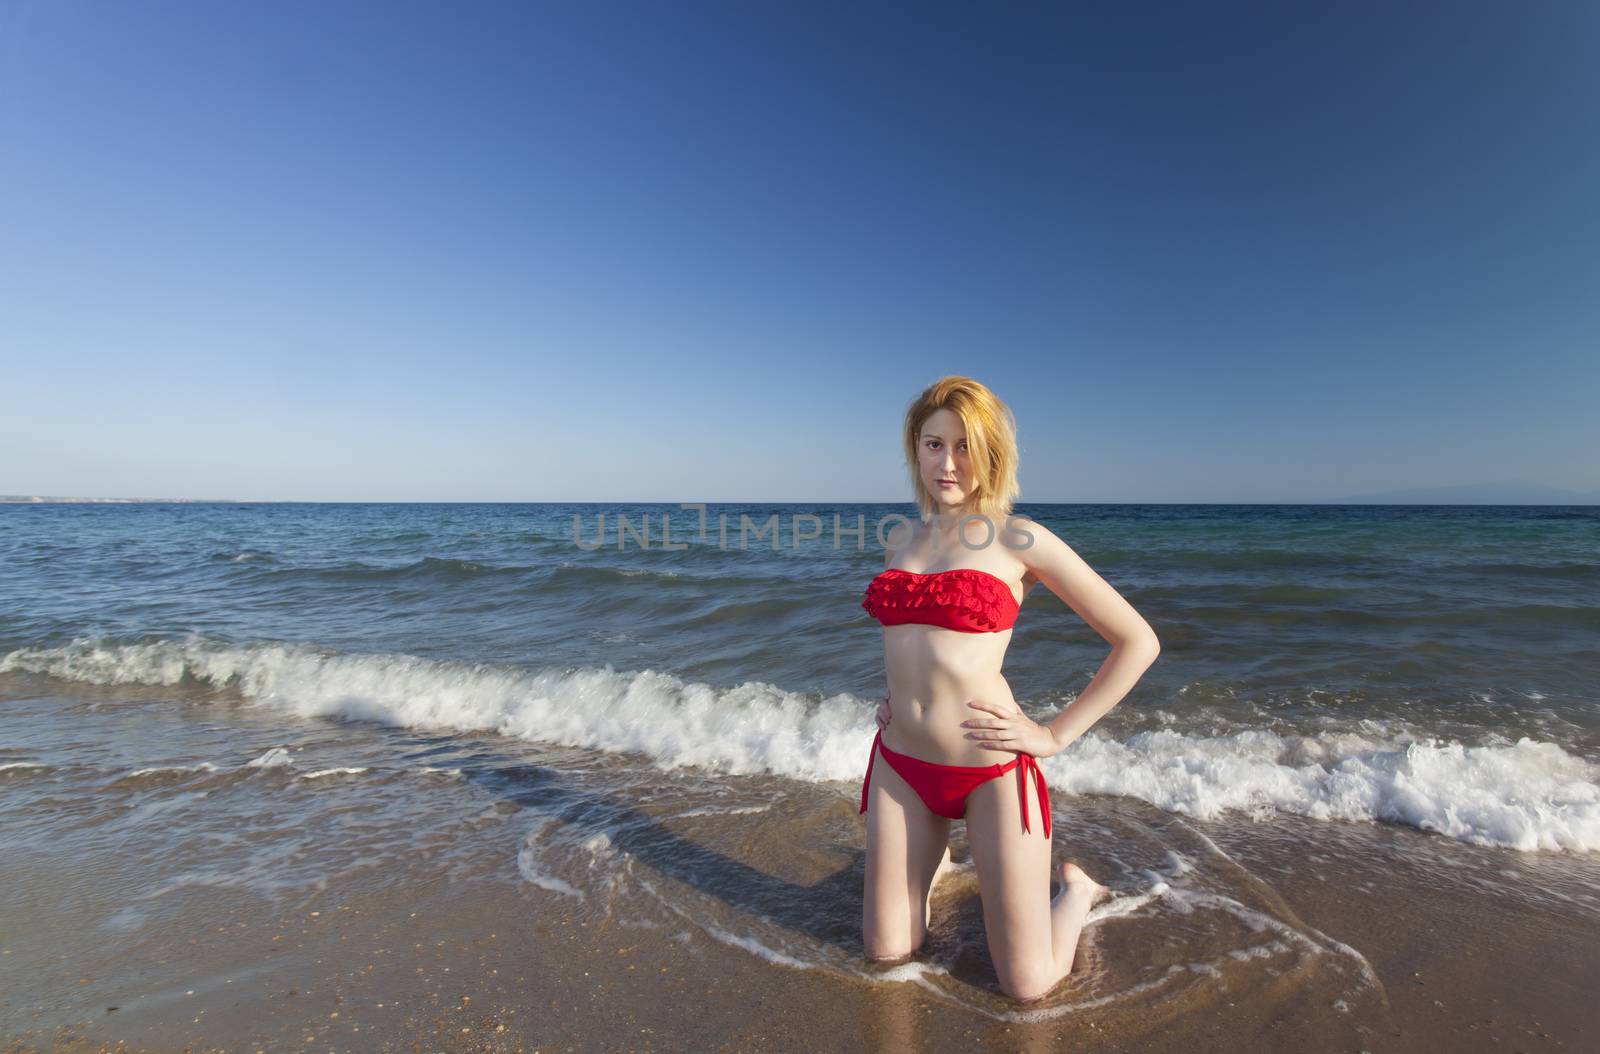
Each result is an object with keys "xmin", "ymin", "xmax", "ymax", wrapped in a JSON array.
[{"xmin": 2, "ymin": 1, "xmax": 1595, "ymax": 502}]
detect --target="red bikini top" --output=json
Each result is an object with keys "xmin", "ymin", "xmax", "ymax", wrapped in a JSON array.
[{"xmin": 862, "ymin": 568, "xmax": 1021, "ymax": 633}]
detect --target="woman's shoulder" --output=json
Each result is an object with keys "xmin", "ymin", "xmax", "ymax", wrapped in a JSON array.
[
  {"xmin": 1000, "ymin": 513, "xmax": 1057, "ymax": 549},
  {"xmin": 999, "ymin": 514, "xmax": 1060, "ymax": 589}
]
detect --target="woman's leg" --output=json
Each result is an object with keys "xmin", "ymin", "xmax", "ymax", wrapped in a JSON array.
[
  {"xmin": 964, "ymin": 771, "xmax": 1107, "ymax": 1002},
  {"xmin": 862, "ymin": 745, "xmax": 953, "ymax": 960}
]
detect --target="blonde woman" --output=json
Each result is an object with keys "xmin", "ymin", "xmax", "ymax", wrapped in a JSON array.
[{"xmin": 858, "ymin": 375, "xmax": 1161, "ymax": 1002}]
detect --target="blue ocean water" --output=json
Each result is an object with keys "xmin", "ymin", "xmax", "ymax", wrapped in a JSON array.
[{"xmin": 2, "ymin": 501, "xmax": 1598, "ymax": 852}]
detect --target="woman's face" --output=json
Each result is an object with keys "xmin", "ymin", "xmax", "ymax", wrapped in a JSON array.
[{"xmin": 918, "ymin": 408, "xmax": 974, "ymax": 514}]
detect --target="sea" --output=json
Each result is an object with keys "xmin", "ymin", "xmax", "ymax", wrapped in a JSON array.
[{"xmin": 3, "ymin": 501, "xmax": 1597, "ymax": 1025}]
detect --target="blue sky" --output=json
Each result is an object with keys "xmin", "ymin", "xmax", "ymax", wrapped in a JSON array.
[{"xmin": 1, "ymin": 1, "xmax": 1595, "ymax": 502}]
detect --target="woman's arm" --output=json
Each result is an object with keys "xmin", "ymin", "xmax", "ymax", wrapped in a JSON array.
[
  {"xmin": 1013, "ymin": 518, "xmax": 1160, "ymax": 750},
  {"xmin": 874, "ymin": 518, "xmax": 915, "ymax": 729}
]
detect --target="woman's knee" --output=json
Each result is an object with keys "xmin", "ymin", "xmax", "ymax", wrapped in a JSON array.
[
  {"xmin": 862, "ymin": 887, "xmax": 923, "ymax": 961},
  {"xmin": 862, "ymin": 918, "xmax": 921, "ymax": 961},
  {"xmin": 997, "ymin": 967, "xmax": 1057, "ymax": 1003}
]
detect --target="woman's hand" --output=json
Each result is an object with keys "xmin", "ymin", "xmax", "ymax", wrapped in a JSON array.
[
  {"xmin": 875, "ymin": 693, "xmax": 892, "ymax": 731},
  {"xmin": 962, "ymin": 699, "xmax": 1061, "ymax": 758}
]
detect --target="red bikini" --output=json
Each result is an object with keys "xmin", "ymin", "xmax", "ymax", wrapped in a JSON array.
[
  {"xmin": 858, "ymin": 567, "xmax": 1052, "ymax": 838},
  {"xmin": 861, "ymin": 567, "xmax": 1021, "ymax": 633}
]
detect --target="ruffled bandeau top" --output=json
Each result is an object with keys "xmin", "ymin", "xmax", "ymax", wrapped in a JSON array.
[{"xmin": 862, "ymin": 568, "xmax": 1021, "ymax": 633}]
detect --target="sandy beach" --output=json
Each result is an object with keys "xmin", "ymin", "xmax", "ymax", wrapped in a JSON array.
[{"xmin": 5, "ymin": 777, "xmax": 1595, "ymax": 1053}]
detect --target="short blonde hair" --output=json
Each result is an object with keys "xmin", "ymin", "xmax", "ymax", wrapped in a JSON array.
[{"xmin": 901, "ymin": 375, "xmax": 1021, "ymax": 523}]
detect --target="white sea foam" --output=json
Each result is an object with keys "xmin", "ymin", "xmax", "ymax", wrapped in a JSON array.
[
  {"xmin": 5, "ymin": 635, "xmax": 1598, "ymax": 852},
  {"xmin": 1056, "ymin": 726, "xmax": 1600, "ymax": 852},
  {"xmin": 515, "ymin": 843, "xmax": 584, "ymax": 900},
  {"xmin": 244, "ymin": 746, "xmax": 294, "ymax": 768},
  {"xmin": 126, "ymin": 762, "xmax": 219, "ymax": 777},
  {"xmin": 698, "ymin": 923, "xmax": 814, "ymax": 969}
]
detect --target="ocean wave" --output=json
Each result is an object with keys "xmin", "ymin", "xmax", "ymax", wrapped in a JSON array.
[
  {"xmin": 1056, "ymin": 728, "xmax": 1598, "ymax": 853},
  {"xmin": 4, "ymin": 635, "xmax": 1597, "ymax": 853},
  {"xmin": 256, "ymin": 556, "xmax": 543, "ymax": 582},
  {"xmin": 1161, "ymin": 603, "xmax": 1600, "ymax": 631}
]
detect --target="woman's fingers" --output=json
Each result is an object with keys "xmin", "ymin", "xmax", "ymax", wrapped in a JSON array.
[{"xmin": 966, "ymin": 714, "xmax": 1015, "ymax": 739}]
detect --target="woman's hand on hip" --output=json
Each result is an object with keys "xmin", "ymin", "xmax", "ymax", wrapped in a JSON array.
[
  {"xmin": 875, "ymin": 693, "xmax": 893, "ymax": 731},
  {"xmin": 962, "ymin": 699, "xmax": 1059, "ymax": 758}
]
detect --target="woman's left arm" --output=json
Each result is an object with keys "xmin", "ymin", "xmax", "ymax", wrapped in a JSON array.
[{"xmin": 1014, "ymin": 518, "xmax": 1160, "ymax": 752}]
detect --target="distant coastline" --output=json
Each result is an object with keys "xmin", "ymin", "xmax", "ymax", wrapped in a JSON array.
[
  {"xmin": 3, "ymin": 486, "xmax": 1596, "ymax": 505},
  {"xmin": 0, "ymin": 495, "xmax": 243, "ymax": 504},
  {"xmin": 1321, "ymin": 482, "xmax": 1600, "ymax": 504}
]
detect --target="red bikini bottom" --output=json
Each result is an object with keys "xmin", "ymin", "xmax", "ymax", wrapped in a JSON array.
[{"xmin": 858, "ymin": 728, "xmax": 1052, "ymax": 838}]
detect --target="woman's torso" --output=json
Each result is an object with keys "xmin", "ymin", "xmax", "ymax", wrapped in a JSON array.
[{"xmin": 875, "ymin": 519, "xmax": 1035, "ymax": 766}]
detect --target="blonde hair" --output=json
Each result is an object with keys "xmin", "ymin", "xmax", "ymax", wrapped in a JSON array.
[{"xmin": 901, "ymin": 375, "xmax": 1021, "ymax": 523}]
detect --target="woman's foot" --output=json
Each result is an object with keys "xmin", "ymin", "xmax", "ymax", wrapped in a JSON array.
[
  {"xmin": 1059, "ymin": 860, "xmax": 1109, "ymax": 907},
  {"xmin": 1045, "ymin": 861, "xmax": 1110, "ymax": 984},
  {"xmin": 920, "ymin": 845, "xmax": 956, "ymax": 936}
]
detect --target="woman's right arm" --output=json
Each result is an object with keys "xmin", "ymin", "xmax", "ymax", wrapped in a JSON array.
[{"xmin": 874, "ymin": 519, "xmax": 910, "ymax": 732}]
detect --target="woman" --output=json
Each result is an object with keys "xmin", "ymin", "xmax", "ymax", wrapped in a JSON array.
[{"xmin": 858, "ymin": 375, "xmax": 1161, "ymax": 1003}]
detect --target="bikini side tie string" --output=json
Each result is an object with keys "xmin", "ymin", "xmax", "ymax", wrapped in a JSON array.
[
  {"xmin": 859, "ymin": 728, "xmax": 882, "ymax": 814},
  {"xmin": 1016, "ymin": 753, "xmax": 1053, "ymax": 840}
]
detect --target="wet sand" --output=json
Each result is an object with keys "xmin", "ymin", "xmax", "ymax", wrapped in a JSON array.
[{"xmin": 4, "ymin": 801, "xmax": 1595, "ymax": 1054}]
